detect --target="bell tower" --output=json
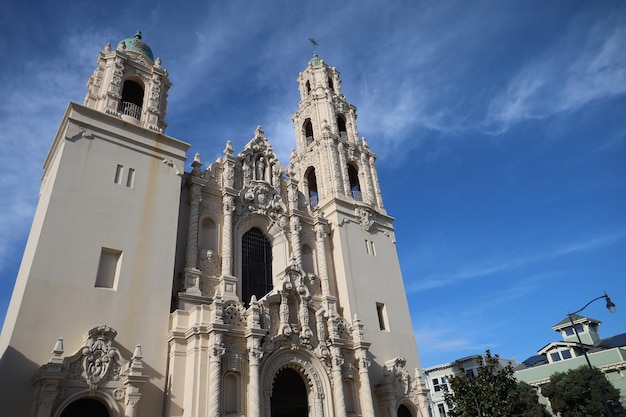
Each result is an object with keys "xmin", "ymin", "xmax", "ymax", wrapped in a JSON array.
[
  {"xmin": 84, "ymin": 31, "xmax": 170, "ymax": 132},
  {"xmin": 290, "ymin": 53, "xmax": 385, "ymax": 212},
  {"xmin": 0, "ymin": 33, "xmax": 188, "ymax": 417},
  {"xmin": 288, "ymin": 51, "xmax": 429, "ymax": 417}
]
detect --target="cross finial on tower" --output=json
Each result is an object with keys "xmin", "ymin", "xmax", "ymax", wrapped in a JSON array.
[{"xmin": 309, "ymin": 38, "xmax": 318, "ymax": 54}]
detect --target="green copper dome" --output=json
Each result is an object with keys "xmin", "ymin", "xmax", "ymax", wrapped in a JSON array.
[{"xmin": 116, "ymin": 31, "xmax": 154, "ymax": 62}]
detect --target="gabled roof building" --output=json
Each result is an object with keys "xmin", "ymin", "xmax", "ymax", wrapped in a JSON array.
[{"xmin": 514, "ymin": 315, "xmax": 626, "ymax": 413}]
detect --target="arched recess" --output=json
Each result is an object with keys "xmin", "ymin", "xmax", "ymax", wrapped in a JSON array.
[
  {"xmin": 301, "ymin": 244, "xmax": 316, "ymax": 275},
  {"xmin": 343, "ymin": 379, "xmax": 359, "ymax": 415},
  {"xmin": 305, "ymin": 80, "xmax": 311, "ymax": 95},
  {"xmin": 199, "ymin": 216, "xmax": 218, "ymax": 251},
  {"xmin": 59, "ymin": 399, "xmax": 110, "ymax": 417},
  {"xmin": 120, "ymin": 78, "xmax": 144, "ymax": 120},
  {"xmin": 397, "ymin": 403, "xmax": 414, "ymax": 417},
  {"xmin": 304, "ymin": 119, "xmax": 314, "ymax": 146},
  {"xmin": 235, "ymin": 215, "xmax": 289, "ymax": 304},
  {"xmin": 304, "ymin": 167, "xmax": 318, "ymax": 209},
  {"xmin": 54, "ymin": 391, "xmax": 121, "ymax": 417},
  {"xmin": 223, "ymin": 372, "xmax": 241, "ymax": 415},
  {"xmin": 260, "ymin": 350, "xmax": 331, "ymax": 417},
  {"xmin": 271, "ymin": 368, "xmax": 308, "ymax": 417},
  {"xmin": 337, "ymin": 113, "xmax": 347, "ymax": 139},
  {"xmin": 347, "ymin": 163, "xmax": 361, "ymax": 201},
  {"xmin": 328, "ymin": 76, "xmax": 334, "ymax": 93}
]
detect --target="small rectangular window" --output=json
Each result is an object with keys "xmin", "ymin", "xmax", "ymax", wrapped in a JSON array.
[
  {"xmin": 114, "ymin": 165, "xmax": 123, "ymax": 184},
  {"xmin": 438, "ymin": 403, "xmax": 447, "ymax": 417},
  {"xmin": 95, "ymin": 248, "xmax": 122, "ymax": 289},
  {"xmin": 550, "ymin": 352, "xmax": 561, "ymax": 362},
  {"xmin": 126, "ymin": 168, "xmax": 135, "ymax": 188},
  {"xmin": 561, "ymin": 350, "xmax": 572, "ymax": 360},
  {"xmin": 376, "ymin": 302, "xmax": 388, "ymax": 331}
]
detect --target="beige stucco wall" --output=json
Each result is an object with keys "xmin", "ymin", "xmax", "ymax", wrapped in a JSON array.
[{"xmin": 0, "ymin": 103, "xmax": 189, "ymax": 416}]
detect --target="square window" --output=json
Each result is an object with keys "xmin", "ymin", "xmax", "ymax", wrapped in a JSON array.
[
  {"xmin": 95, "ymin": 248, "xmax": 122, "ymax": 289},
  {"xmin": 376, "ymin": 302, "xmax": 388, "ymax": 331}
]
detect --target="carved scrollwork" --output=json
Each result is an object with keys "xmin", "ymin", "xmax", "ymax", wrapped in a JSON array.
[
  {"xmin": 356, "ymin": 207, "xmax": 374, "ymax": 231},
  {"xmin": 223, "ymin": 302, "xmax": 247, "ymax": 327},
  {"xmin": 81, "ymin": 325, "xmax": 122, "ymax": 387}
]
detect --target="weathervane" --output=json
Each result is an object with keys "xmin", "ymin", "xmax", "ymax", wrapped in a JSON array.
[{"xmin": 309, "ymin": 38, "xmax": 318, "ymax": 54}]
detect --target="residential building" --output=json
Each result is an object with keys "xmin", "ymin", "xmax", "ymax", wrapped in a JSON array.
[
  {"xmin": 0, "ymin": 33, "xmax": 430, "ymax": 417},
  {"xmin": 424, "ymin": 354, "xmax": 514, "ymax": 417},
  {"xmin": 514, "ymin": 314, "xmax": 626, "ymax": 414}
]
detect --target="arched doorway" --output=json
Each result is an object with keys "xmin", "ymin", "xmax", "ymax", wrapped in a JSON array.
[
  {"xmin": 398, "ymin": 404, "xmax": 413, "ymax": 417},
  {"xmin": 60, "ymin": 398, "xmax": 110, "ymax": 417},
  {"xmin": 271, "ymin": 368, "xmax": 308, "ymax": 417}
]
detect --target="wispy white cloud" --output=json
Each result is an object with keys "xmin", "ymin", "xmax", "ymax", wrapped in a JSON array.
[
  {"xmin": 485, "ymin": 22, "xmax": 626, "ymax": 133},
  {"xmin": 407, "ymin": 230, "xmax": 626, "ymax": 293}
]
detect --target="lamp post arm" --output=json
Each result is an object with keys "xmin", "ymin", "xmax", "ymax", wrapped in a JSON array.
[{"xmin": 571, "ymin": 294, "xmax": 610, "ymax": 316}]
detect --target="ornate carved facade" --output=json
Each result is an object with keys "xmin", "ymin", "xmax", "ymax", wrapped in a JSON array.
[{"xmin": 0, "ymin": 35, "xmax": 429, "ymax": 417}]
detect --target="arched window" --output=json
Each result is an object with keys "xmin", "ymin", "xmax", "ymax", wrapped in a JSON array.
[
  {"xmin": 337, "ymin": 113, "xmax": 347, "ymax": 139},
  {"xmin": 304, "ymin": 119, "xmax": 314, "ymax": 146},
  {"xmin": 242, "ymin": 228, "xmax": 272, "ymax": 306},
  {"xmin": 305, "ymin": 80, "xmax": 311, "ymax": 95},
  {"xmin": 271, "ymin": 368, "xmax": 308, "ymax": 417},
  {"xmin": 348, "ymin": 164, "xmax": 361, "ymax": 201},
  {"xmin": 398, "ymin": 404, "xmax": 413, "ymax": 417},
  {"xmin": 305, "ymin": 167, "xmax": 318, "ymax": 209},
  {"xmin": 60, "ymin": 398, "xmax": 110, "ymax": 417},
  {"xmin": 328, "ymin": 76, "xmax": 334, "ymax": 92},
  {"xmin": 120, "ymin": 80, "xmax": 144, "ymax": 120}
]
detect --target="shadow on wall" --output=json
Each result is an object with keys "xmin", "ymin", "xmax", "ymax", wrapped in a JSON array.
[{"xmin": 0, "ymin": 346, "xmax": 41, "ymax": 415}]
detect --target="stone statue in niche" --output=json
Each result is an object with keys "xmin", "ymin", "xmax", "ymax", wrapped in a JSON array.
[
  {"xmin": 256, "ymin": 156, "xmax": 266, "ymax": 181},
  {"xmin": 199, "ymin": 249, "xmax": 221, "ymax": 277}
]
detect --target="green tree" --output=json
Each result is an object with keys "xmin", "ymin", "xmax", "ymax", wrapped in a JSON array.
[
  {"xmin": 444, "ymin": 350, "xmax": 550, "ymax": 417},
  {"xmin": 541, "ymin": 365, "xmax": 621, "ymax": 417}
]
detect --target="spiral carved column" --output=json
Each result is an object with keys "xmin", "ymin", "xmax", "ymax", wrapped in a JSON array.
[
  {"xmin": 221, "ymin": 195, "xmax": 234, "ymax": 277},
  {"xmin": 246, "ymin": 337, "xmax": 262, "ymax": 417},
  {"xmin": 315, "ymin": 221, "xmax": 330, "ymax": 296},
  {"xmin": 208, "ymin": 332, "xmax": 225, "ymax": 417},
  {"xmin": 331, "ymin": 346, "xmax": 347, "ymax": 417},
  {"xmin": 357, "ymin": 353, "xmax": 376, "ymax": 417}
]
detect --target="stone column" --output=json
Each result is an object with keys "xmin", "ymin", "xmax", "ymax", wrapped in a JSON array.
[
  {"xmin": 329, "ymin": 140, "xmax": 343, "ymax": 195},
  {"xmin": 357, "ymin": 353, "xmax": 375, "ymax": 417},
  {"xmin": 183, "ymin": 183, "xmax": 202, "ymax": 295},
  {"xmin": 315, "ymin": 220, "xmax": 330, "ymax": 297},
  {"xmin": 368, "ymin": 154, "xmax": 384, "ymax": 210},
  {"xmin": 290, "ymin": 216, "xmax": 302, "ymax": 266},
  {"xmin": 360, "ymin": 151, "xmax": 375, "ymax": 206},
  {"xmin": 337, "ymin": 142, "xmax": 349, "ymax": 198},
  {"xmin": 330, "ymin": 346, "xmax": 347, "ymax": 417},
  {"xmin": 221, "ymin": 195, "xmax": 234, "ymax": 277},
  {"xmin": 208, "ymin": 332, "xmax": 225, "ymax": 417},
  {"xmin": 246, "ymin": 337, "xmax": 262, "ymax": 417}
]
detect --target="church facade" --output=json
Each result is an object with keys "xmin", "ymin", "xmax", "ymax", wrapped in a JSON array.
[{"xmin": 0, "ymin": 33, "xmax": 429, "ymax": 417}]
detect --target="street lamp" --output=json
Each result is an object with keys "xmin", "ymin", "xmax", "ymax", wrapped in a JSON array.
[{"xmin": 568, "ymin": 292, "xmax": 616, "ymax": 417}]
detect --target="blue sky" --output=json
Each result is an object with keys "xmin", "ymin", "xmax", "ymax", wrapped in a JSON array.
[{"xmin": 0, "ymin": 1, "xmax": 624, "ymax": 368}]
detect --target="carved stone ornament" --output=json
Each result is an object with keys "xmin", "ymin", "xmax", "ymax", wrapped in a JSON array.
[
  {"xmin": 356, "ymin": 207, "xmax": 374, "ymax": 231},
  {"xmin": 241, "ymin": 183, "xmax": 286, "ymax": 224},
  {"xmin": 198, "ymin": 249, "xmax": 221, "ymax": 276},
  {"xmin": 223, "ymin": 302, "xmax": 247, "ymax": 327},
  {"xmin": 382, "ymin": 356, "xmax": 412, "ymax": 396},
  {"xmin": 81, "ymin": 325, "xmax": 123, "ymax": 387}
]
